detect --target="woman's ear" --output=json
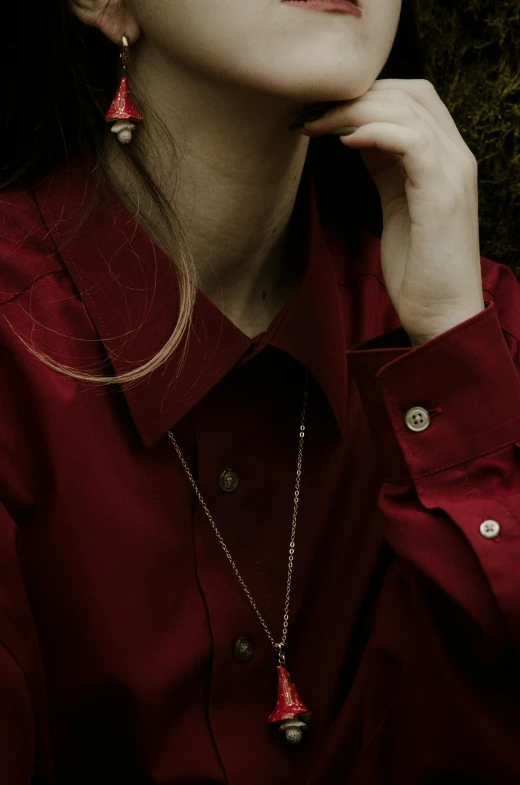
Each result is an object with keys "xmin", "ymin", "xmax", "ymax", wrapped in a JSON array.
[{"xmin": 68, "ymin": 0, "xmax": 140, "ymax": 47}]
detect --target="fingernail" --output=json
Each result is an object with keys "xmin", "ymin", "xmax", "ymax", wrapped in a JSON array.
[
  {"xmin": 288, "ymin": 118, "xmax": 306, "ymax": 131},
  {"xmin": 287, "ymin": 108, "xmax": 329, "ymax": 132},
  {"xmin": 329, "ymin": 126, "xmax": 358, "ymax": 136}
]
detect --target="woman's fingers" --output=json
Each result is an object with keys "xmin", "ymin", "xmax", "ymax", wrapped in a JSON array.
[
  {"xmin": 338, "ymin": 122, "xmax": 444, "ymax": 188},
  {"xmin": 303, "ymin": 79, "xmax": 473, "ymax": 160},
  {"xmin": 367, "ymin": 79, "xmax": 469, "ymax": 150},
  {"xmin": 303, "ymin": 98, "xmax": 459, "ymax": 161}
]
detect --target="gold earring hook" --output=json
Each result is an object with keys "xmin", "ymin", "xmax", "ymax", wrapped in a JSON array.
[{"xmin": 121, "ymin": 35, "xmax": 130, "ymax": 69}]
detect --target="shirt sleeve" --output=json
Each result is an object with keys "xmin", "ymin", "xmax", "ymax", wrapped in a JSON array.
[
  {"xmin": 346, "ymin": 287, "xmax": 520, "ymax": 657},
  {"xmin": 0, "ymin": 499, "xmax": 53, "ymax": 783}
]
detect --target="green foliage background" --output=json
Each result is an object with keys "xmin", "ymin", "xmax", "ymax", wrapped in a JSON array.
[{"xmin": 415, "ymin": 0, "xmax": 519, "ymax": 275}]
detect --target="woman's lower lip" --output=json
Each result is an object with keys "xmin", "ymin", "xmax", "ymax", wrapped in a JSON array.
[{"xmin": 282, "ymin": 0, "xmax": 362, "ymax": 17}]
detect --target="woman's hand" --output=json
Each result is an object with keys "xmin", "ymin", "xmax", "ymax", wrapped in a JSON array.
[{"xmin": 301, "ymin": 79, "xmax": 485, "ymax": 347}]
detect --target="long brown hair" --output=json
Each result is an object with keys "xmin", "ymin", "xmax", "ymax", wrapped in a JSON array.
[{"xmin": 0, "ymin": 0, "xmax": 423, "ymax": 388}]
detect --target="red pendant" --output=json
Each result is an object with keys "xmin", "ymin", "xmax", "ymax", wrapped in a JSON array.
[{"xmin": 267, "ymin": 665, "xmax": 312, "ymax": 743}]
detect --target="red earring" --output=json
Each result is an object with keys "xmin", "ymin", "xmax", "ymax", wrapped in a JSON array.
[{"xmin": 105, "ymin": 35, "xmax": 144, "ymax": 145}]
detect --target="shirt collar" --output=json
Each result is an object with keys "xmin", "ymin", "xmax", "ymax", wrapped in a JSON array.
[{"xmin": 33, "ymin": 152, "xmax": 348, "ymax": 447}]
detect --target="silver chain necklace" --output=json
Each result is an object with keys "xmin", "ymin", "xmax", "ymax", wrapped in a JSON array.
[{"xmin": 167, "ymin": 368, "xmax": 311, "ymax": 744}]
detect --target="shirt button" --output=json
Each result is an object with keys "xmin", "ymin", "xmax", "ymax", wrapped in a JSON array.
[
  {"xmin": 233, "ymin": 636, "xmax": 253, "ymax": 662},
  {"xmin": 218, "ymin": 468, "xmax": 239, "ymax": 493},
  {"xmin": 480, "ymin": 520, "xmax": 501, "ymax": 539},
  {"xmin": 405, "ymin": 406, "xmax": 431, "ymax": 432}
]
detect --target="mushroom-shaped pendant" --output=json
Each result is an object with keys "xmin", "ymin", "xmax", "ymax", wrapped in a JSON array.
[
  {"xmin": 105, "ymin": 76, "xmax": 143, "ymax": 145},
  {"xmin": 268, "ymin": 666, "xmax": 312, "ymax": 744}
]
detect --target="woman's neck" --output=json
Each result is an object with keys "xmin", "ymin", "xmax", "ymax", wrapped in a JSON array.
[{"xmin": 102, "ymin": 44, "xmax": 312, "ymax": 335}]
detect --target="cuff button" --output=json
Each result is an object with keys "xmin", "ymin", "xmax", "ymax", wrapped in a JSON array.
[
  {"xmin": 405, "ymin": 406, "xmax": 431, "ymax": 432},
  {"xmin": 480, "ymin": 520, "xmax": 501, "ymax": 539}
]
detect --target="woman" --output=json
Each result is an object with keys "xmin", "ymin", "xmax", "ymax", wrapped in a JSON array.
[{"xmin": 1, "ymin": 0, "xmax": 520, "ymax": 782}]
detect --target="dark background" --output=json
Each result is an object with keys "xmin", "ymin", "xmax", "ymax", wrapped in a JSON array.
[{"xmin": 416, "ymin": 0, "xmax": 520, "ymax": 274}]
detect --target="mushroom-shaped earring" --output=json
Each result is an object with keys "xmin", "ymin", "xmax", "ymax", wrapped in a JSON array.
[
  {"xmin": 267, "ymin": 666, "xmax": 312, "ymax": 744},
  {"xmin": 105, "ymin": 35, "xmax": 143, "ymax": 145}
]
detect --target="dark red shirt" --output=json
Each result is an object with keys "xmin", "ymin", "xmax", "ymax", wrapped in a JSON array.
[{"xmin": 1, "ymin": 152, "xmax": 520, "ymax": 785}]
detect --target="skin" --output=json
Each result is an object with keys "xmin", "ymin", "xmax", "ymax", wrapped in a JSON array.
[{"xmin": 69, "ymin": 0, "xmax": 401, "ymax": 338}]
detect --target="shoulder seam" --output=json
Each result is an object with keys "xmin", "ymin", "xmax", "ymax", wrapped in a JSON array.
[
  {"xmin": 0, "ymin": 182, "xmax": 68, "ymax": 305},
  {"xmin": 0, "ymin": 266, "xmax": 66, "ymax": 306}
]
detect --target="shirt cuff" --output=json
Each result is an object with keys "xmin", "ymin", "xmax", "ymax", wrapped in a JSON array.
[{"xmin": 346, "ymin": 301, "xmax": 520, "ymax": 481}]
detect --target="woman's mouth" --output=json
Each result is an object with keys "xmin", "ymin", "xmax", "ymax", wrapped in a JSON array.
[{"xmin": 281, "ymin": 0, "xmax": 362, "ymax": 18}]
